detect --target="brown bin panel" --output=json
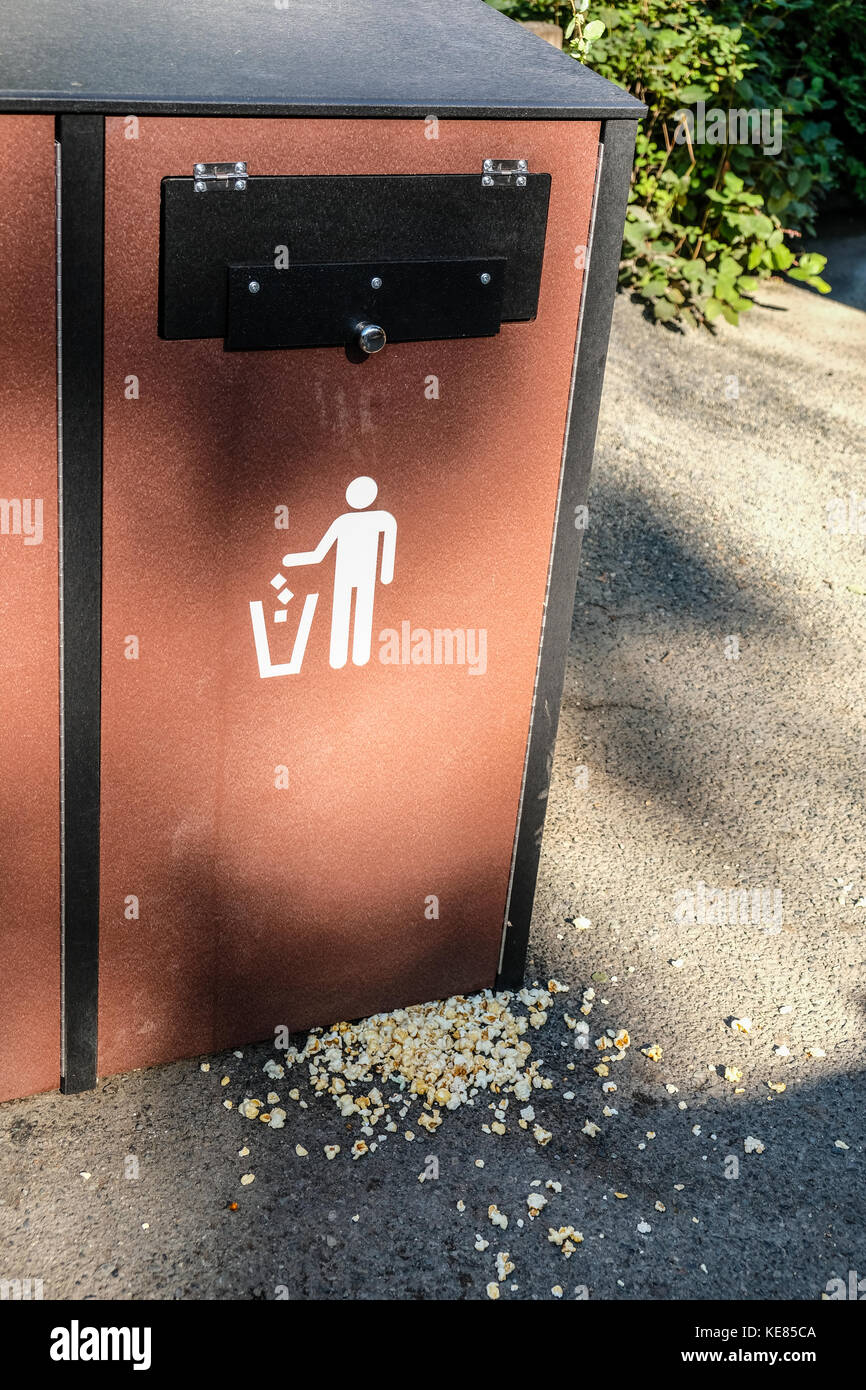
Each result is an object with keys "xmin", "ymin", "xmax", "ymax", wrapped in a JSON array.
[
  {"xmin": 98, "ymin": 116, "xmax": 598, "ymax": 1073},
  {"xmin": 0, "ymin": 115, "xmax": 60, "ymax": 1103}
]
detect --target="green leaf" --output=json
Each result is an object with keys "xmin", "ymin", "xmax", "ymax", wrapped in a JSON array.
[{"xmin": 584, "ymin": 20, "xmax": 606, "ymax": 42}]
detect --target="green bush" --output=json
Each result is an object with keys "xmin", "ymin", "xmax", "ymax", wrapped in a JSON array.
[{"xmin": 485, "ymin": 1, "xmax": 857, "ymax": 327}]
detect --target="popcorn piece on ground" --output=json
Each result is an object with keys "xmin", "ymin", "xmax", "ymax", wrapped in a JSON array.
[
  {"xmin": 263, "ymin": 1060, "xmax": 285, "ymax": 1080},
  {"xmin": 655, "ymin": 1201, "xmax": 666, "ymax": 1212},
  {"xmin": 457, "ymin": 1200, "xmax": 466, "ymax": 1212},
  {"xmin": 805, "ymin": 1047, "xmax": 826, "ymax": 1059},
  {"xmin": 730, "ymin": 1017, "xmax": 752, "ymax": 1035},
  {"xmin": 475, "ymin": 1159, "xmax": 485, "ymax": 1168},
  {"xmin": 835, "ymin": 1140, "xmax": 850, "ymax": 1150},
  {"xmin": 351, "ymin": 1141, "xmax": 368, "ymax": 1159},
  {"xmin": 552, "ymin": 1285, "xmax": 563, "ymax": 1297},
  {"xmin": 545, "ymin": 1180, "xmax": 562, "ymax": 1193},
  {"xmin": 295, "ymin": 1144, "xmax": 308, "ymax": 1157},
  {"xmin": 488, "ymin": 1205, "xmax": 508, "ymax": 1230},
  {"xmin": 486, "ymin": 1282, "xmax": 500, "ymax": 1300},
  {"xmin": 239, "ymin": 1098, "xmax": 261, "ymax": 1120},
  {"xmin": 548, "ymin": 1226, "xmax": 583, "ymax": 1253},
  {"xmin": 526, "ymin": 1192, "xmax": 548, "ymax": 1218},
  {"xmin": 582, "ymin": 1120, "xmax": 601, "ymax": 1138},
  {"xmin": 495, "ymin": 1252, "xmax": 514, "ymax": 1282},
  {"xmin": 614, "ymin": 1030, "xmax": 630, "ymax": 1051},
  {"xmin": 665, "ymin": 1084, "xmax": 679, "ymax": 1094},
  {"xmin": 267, "ymin": 1091, "xmax": 280, "ymax": 1104},
  {"xmin": 768, "ymin": 1082, "xmax": 786, "ymax": 1093},
  {"xmin": 533, "ymin": 1124, "xmax": 553, "ymax": 1147},
  {"xmin": 637, "ymin": 1221, "xmax": 651, "ymax": 1234},
  {"xmin": 268, "ymin": 1108, "xmax": 287, "ymax": 1129},
  {"xmin": 475, "ymin": 1235, "xmax": 489, "ymax": 1251},
  {"xmin": 324, "ymin": 1145, "xmax": 340, "ymax": 1160},
  {"xmin": 200, "ymin": 1063, "xmax": 210, "ymax": 1072},
  {"xmin": 641, "ymin": 1044, "xmax": 663, "ymax": 1062},
  {"xmin": 240, "ymin": 1173, "xmax": 255, "ymax": 1185},
  {"xmin": 744, "ymin": 1136, "xmax": 765, "ymax": 1154}
]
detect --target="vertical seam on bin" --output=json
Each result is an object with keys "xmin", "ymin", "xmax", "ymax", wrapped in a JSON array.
[
  {"xmin": 497, "ymin": 139, "xmax": 605, "ymax": 980},
  {"xmin": 55, "ymin": 132, "xmax": 66, "ymax": 1077}
]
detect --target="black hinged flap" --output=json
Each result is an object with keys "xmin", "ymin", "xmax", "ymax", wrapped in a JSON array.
[{"xmin": 159, "ymin": 172, "xmax": 551, "ymax": 343}]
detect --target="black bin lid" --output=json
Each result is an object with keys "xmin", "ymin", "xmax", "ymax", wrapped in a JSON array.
[{"xmin": 0, "ymin": 0, "xmax": 645, "ymax": 120}]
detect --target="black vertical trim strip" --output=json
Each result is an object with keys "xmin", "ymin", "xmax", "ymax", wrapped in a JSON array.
[
  {"xmin": 58, "ymin": 113, "xmax": 104, "ymax": 1092},
  {"xmin": 497, "ymin": 119, "xmax": 637, "ymax": 990}
]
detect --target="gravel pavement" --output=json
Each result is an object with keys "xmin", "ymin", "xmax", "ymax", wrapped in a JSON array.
[{"xmin": 1, "ymin": 269, "xmax": 864, "ymax": 1302}]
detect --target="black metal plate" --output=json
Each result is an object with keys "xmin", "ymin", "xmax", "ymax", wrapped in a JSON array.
[
  {"xmin": 225, "ymin": 259, "xmax": 506, "ymax": 351},
  {"xmin": 159, "ymin": 173, "xmax": 550, "ymax": 342}
]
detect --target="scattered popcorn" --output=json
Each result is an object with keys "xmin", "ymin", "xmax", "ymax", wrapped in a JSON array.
[
  {"xmin": 665, "ymin": 1084, "xmax": 678, "ymax": 1094},
  {"xmin": 805, "ymin": 1047, "xmax": 826, "ymax": 1059},
  {"xmin": 457, "ymin": 1200, "xmax": 466, "ymax": 1212},
  {"xmin": 603, "ymin": 1106, "xmax": 618, "ymax": 1117},
  {"xmin": 351, "ymin": 1141, "xmax": 368, "ymax": 1159},
  {"xmin": 744, "ymin": 1136, "xmax": 765, "ymax": 1154},
  {"xmin": 614, "ymin": 1030, "xmax": 630, "ymax": 1051},
  {"xmin": 775, "ymin": 1045, "xmax": 790, "ymax": 1057},
  {"xmin": 238, "ymin": 1146, "xmax": 249, "ymax": 1157},
  {"xmin": 533, "ymin": 1124, "xmax": 553, "ymax": 1146},
  {"xmin": 268, "ymin": 1108, "xmax": 287, "ymax": 1129},
  {"xmin": 267, "ymin": 1091, "xmax": 280, "ymax": 1104},
  {"xmin": 835, "ymin": 1140, "xmax": 850, "ymax": 1151},
  {"xmin": 491, "ymin": 1122, "xmax": 506, "ymax": 1136},
  {"xmin": 614, "ymin": 1193, "xmax": 628, "ymax": 1199},
  {"xmin": 263, "ymin": 1060, "xmax": 285, "ymax": 1080},
  {"xmin": 768, "ymin": 1082, "xmax": 786, "ymax": 1093},
  {"xmin": 692, "ymin": 1125, "xmax": 701, "ymax": 1136},
  {"xmin": 655, "ymin": 1201, "xmax": 666, "ymax": 1212},
  {"xmin": 475, "ymin": 1159, "xmax": 485, "ymax": 1168},
  {"xmin": 677, "ymin": 1101, "xmax": 687, "ymax": 1111},
  {"xmin": 495, "ymin": 1252, "xmax": 514, "ymax": 1282},
  {"xmin": 220, "ymin": 1076, "xmax": 231, "ymax": 1087},
  {"xmin": 200, "ymin": 1063, "xmax": 210, "ymax": 1072},
  {"xmin": 546, "ymin": 1180, "xmax": 562, "ymax": 1193},
  {"xmin": 295, "ymin": 1144, "xmax": 308, "ymax": 1157},
  {"xmin": 552, "ymin": 1285, "xmax": 563, "ymax": 1297},
  {"xmin": 670, "ymin": 959, "xmax": 684, "ymax": 969},
  {"xmin": 240, "ymin": 1173, "xmax": 255, "ymax": 1185},
  {"xmin": 573, "ymin": 917, "xmax": 591, "ymax": 930},
  {"xmin": 239, "ymin": 1098, "xmax": 261, "ymax": 1120},
  {"xmin": 582, "ymin": 1120, "xmax": 601, "ymax": 1138},
  {"xmin": 474, "ymin": 1235, "xmax": 489, "ymax": 1251},
  {"xmin": 646, "ymin": 1131, "xmax": 656, "ymax": 1140},
  {"xmin": 223, "ymin": 1100, "xmax": 233, "ymax": 1110},
  {"xmin": 594, "ymin": 1064, "xmax": 609, "ymax": 1077},
  {"xmin": 641, "ymin": 1045, "xmax": 663, "ymax": 1062},
  {"xmin": 526, "ymin": 1192, "xmax": 548, "ymax": 1218},
  {"xmin": 324, "ymin": 1145, "xmax": 340, "ymax": 1160},
  {"xmin": 730, "ymin": 1018, "xmax": 752, "ymax": 1035},
  {"xmin": 674, "ymin": 1184, "xmax": 685, "ymax": 1191},
  {"xmin": 637, "ymin": 1221, "xmax": 651, "ymax": 1234},
  {"xmin": 602, "ymin": 1081, "xmax": 617, "ymax": 1093},
  {"xmin": 723, "ymin": 1067, "xmax": 742, "ymax": 1083}
]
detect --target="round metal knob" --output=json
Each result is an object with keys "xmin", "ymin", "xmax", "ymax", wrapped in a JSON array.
[{"xmin": 356, "ymin": 322, "xmax": 387, "ymax": 355}]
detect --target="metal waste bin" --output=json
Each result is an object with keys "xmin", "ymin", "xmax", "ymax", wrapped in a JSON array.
[{"xmin": 0, "ymin": 0, "xmax": 643, "ymax": 1098}]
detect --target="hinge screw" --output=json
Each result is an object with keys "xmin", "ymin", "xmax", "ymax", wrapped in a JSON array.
[
  {"xmin": 234, "ymin": 162, "xmax": 246, "ymax": 174},
  {"xmin": 234, "ymin": 179, "xmax": 247, "ymax": 191},
  {"xmin": 194, "ymin": 163, "xmax": 206, "ymax": 175},
  {"xmin": 480, "ymin": 272, "xmax": 491, "ymax": 285},
  {"xmin": 482, "ymin": 174, "xmax": 493, "ymax": 186},
  {"xmin": 194, "ymin": 180, "xmax": 207, "ymax": 193},
  {"xmin": 248, "ymin": 280, "xmax": 260, "ymax": 294},
  {"xmin": 516, "ymin": 175, "xmax": 527, "ymax": 186},
  {"xmin": 371, "ymin": 276, "xmax": 383, "ymax": 289}
]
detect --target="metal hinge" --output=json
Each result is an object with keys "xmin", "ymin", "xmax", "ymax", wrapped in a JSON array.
[
  {"xmin": 193, "ymin": 161, "xmax": 249, "ymax": 193},
  {"xmin": 481, "ymin": 158, "xmax": 529, "ymax": 187}
]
